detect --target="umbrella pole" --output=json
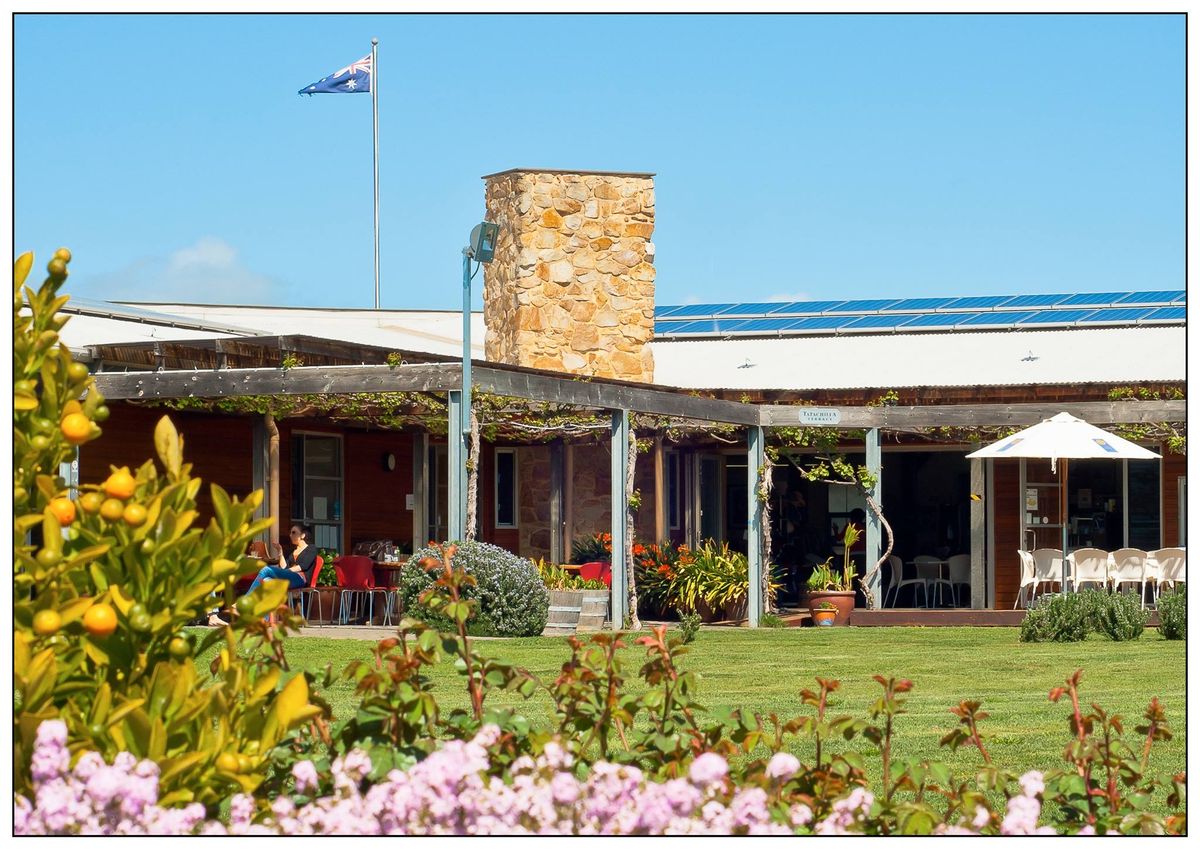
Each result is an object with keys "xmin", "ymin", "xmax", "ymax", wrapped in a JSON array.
[{"xmin": 1061, "ymin": 458, "xmax": 1069, "ymax": 594}]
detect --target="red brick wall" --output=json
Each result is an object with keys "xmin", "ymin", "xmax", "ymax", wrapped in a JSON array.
[{"xmin": 79, "ymin": 403, "xmax": 253, "ymax": 524}]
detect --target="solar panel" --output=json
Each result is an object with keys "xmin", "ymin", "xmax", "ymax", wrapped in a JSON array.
[
  {"xmin": 1141, "ymin": 306, "xmax": 1186, "ymax": 321},
  {"xmin": 717, "ymin": 317, "xmax": 799, "ymax": 333},
  {"xmin": 655, "ymin": 319, "xmax": 723, "ymax": 335},
  {"xmin": 899, "ymin": 312, "xmax": 982, "ymax": 328},
  {"xmin": 764, "ymin": 300, "xmax": 848, "ymax": 315},
  {"xmin": 1077, "ymin": 308, "xmax": 1155, "ymax": 323},
  {"xmin": 824, "ymin": 298, "xmax": 902, "ymax": 313},
  {"xmin": 783, "ymin": 315, "xmax": 859, "ymax": 330},
  {"xmin": 654, "ymin": 305, "xmax": 691, "ymax": 318},
  {"xmin": 1115, "ymin": 290, "xmax": 1186, "ymax": 306},
  {"xmin": 659, "ymin": 303, "xmax": 739, "ymax": 319},
  {"xmin": 1016, "ymin": 309, "xmax": 1095, "ymax": 325},
  {"xmin": 942, "ymin": 295, "xmax": 1014, "ymax": 310},
  {"xmin": 843, "ymin": 313, "xmax": 922, "ymax": 329},
  {"xmin": 958, "ymin": 311, "xmax": 1039, "ymax": 326},
  {"xmin": 1059, "ymin": 292, "xmax": 1125, "ymax": 307},
  {"xmin": 882, "ymin": 297, "xmax": 956, "ymax": 311},
  {"xmin": 711, "ymin": 303, "xmax": 789, "ymax": 317},
  {"xmin": 1003, "ymin": 294, "xmax": 1073, "ymax": 309}
]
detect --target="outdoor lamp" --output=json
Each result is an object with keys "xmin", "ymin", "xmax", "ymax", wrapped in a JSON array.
[{"xmin": 468, "ymin": 221, "xmax": 499, "ymax": 263}]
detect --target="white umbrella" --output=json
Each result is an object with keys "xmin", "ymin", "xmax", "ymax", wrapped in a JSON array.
[{"xmin": 967, "ymin": 412, "xmax": 1160, "ymax": 593}]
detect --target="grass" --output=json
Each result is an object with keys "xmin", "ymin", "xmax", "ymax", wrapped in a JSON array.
[{"xmin": 196, "ymin": 625, "xmax": 1185, "ymax": 811}]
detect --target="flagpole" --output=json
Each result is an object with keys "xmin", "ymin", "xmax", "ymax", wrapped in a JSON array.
[{"xmin": 371, "ymin": 37, "xmax": 380, "ymax": 310}]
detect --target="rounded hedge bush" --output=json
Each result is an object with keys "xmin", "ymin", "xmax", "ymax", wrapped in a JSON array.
[
  {"xmin": 1157, "ymin": 585, "xmax": 1186, "ymax": 640},
  {"xmin": 398, "ymin": 541, "xmax": 549, "ymax": 637}
]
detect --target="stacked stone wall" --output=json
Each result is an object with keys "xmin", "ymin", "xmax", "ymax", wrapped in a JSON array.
[{"xmin": 482, "ymin": 170, "xmax": 655, "ymax": 382}]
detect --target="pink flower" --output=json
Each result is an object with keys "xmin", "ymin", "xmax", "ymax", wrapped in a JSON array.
[
  {"xmin": 1018, "ymin": 770, "xmax": 1045, "ymax": 798},
  {"xmin": 972, "ymin": 804, "xmax": 991, "ymax": 828},
  {"xmin": 765, "ymin": 752, "xmax": 800, "ymax": 781},
  {"xmin": 292, "ymin": 760, "xmax": 320, "ymax": 795},
  {"xmin": 688, "ymin": 753, "xmax": 728, "ymax": 787}
]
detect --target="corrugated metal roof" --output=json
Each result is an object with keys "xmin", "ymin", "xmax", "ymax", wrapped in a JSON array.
[{"xmin": 648, "ymin": 326, "xmax": 1186, "ymax": 391}]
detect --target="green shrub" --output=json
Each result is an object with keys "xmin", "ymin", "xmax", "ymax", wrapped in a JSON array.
[
  {"xmin": 1092, "ymin": 590, "xmax": 1148, "ymax": 641},
  {"xmin": 1019, "ymin": 592, "xmax": 1091, "ymax": 642},
  {"xmin": 399, "ymin": 541, "xmax": 549, "ymax": 637},
  {"xmin": 677, "ymin": 611, "xmax": 702, "ymax": 644},
  {"xmin": 759, "ymin": 612, "xmax": 786, "ymax": 629},
  {"xmin": 1157, "ymin": 585, "xmax": 1186, "ymax": 640}
]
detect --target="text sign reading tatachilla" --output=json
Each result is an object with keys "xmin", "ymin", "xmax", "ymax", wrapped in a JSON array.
[{"xmin": 798, "ymin": 408, "xmax": 841, "ymax": 425}]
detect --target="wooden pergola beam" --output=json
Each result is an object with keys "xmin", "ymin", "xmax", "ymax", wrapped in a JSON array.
[
  {"xmin": 759, "ymin": 400, "xmax": 1185, "ymax": 428},
  {"xmin": 92, "ymin": 363, "xmax": 462, "ymax": 399}
]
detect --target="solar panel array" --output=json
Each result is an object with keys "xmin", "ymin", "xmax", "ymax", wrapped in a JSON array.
[{"xmin": 654, "ymin": 291, "xmax": 1186, "ymax": 338}]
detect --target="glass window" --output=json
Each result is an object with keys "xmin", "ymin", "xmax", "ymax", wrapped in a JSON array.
[
  {"xmin": 495, "ymin": 449, "xmax": 517, "ymax": 528},
  {"xmin": 667, "ymin": 452, "xmax": 681, "ymax": 530},
  {"xmin": 1126, "ymin": 459, "xmax": 1160, "ymax": 550},
  {"xmin": 291, "ymin": 433, "xmax": 343, "ymax": 551}
]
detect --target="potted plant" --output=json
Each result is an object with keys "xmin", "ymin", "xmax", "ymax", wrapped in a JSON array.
[
  {"xmin": 811, "ymin": 601, "xmax": 838, "ymax": 627},
  {"xmin": 537, "ymin": 559, "xmax": 610, "ymax": 634},
  {"xmin": 671, "ymin": 540, "xmax": 780, "ymax": 623},
  {"xmin": 805, "ymin": 522, "xmax": 861, "ymax": 625}
]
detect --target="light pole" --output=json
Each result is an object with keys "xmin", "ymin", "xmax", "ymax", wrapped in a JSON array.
[{"xmin": 448, "ymin": 221, "xmax": 498, "ymax": 542}]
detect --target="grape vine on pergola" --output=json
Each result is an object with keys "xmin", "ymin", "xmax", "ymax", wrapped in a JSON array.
[{"xmin": 87, "ymin": 337, "xmax": 1185, "ymax": 628}]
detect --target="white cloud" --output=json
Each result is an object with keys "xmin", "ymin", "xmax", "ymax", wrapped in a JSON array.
[{"xmin": 77, "ymin": 237, "xmax": 282, "ymax": 304}]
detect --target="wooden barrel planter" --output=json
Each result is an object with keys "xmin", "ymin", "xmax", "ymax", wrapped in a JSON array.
[{"xmin": 543, "ymin": 589, "xmax": 611, "ymax": 636}]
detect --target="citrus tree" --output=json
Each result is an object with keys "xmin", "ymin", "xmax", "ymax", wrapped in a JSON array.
[{"xmin": 13, "ymin": 250, "xmax": 324, "ymax": 810}]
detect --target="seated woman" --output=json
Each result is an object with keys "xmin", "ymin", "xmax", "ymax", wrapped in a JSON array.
[{"xmin": 208, "ymin": 523, "xmax": 318, "ymax": 626}]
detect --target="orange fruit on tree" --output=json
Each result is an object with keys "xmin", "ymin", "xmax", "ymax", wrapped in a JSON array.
[
  {"xmin": 78, "ymin": 492, "xmax": 104, "ymax": 514},
  {"xmin": 99, "ymin": 498, "xmax": 125, "ymax": 522},
  {"xmin": 103, "ymin": 468, "xmax": 136, "ymax": 500},
  {"xmin": 60, "ymin": 412, "xmax": 92, "ymax": 445},
  {"xmin": 33, "ymin": 609, "xmax": 62, "ymax": 636},
  {"xmin": 48, "ymin": 498, "xmax": 76, "ymax": 526},
  {"xmin": 82, "ymin": 603, "xmax": 118, "ymax": 637},
  {"xmin": 122, "ymin": 503, "xmax": 148, "ymax": 527}
]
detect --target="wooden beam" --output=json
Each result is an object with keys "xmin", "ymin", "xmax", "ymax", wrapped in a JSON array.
[
  {"xmin": 92, "ymin": 363, "xmax": 462, "ymax": 399},
  {"xmin": 759, "ymin": 400, "xmax": 1186, "ymax": 428},
  {"xmin": 471, "ymin": 366, "xmax": 760, "ymax": 425}
]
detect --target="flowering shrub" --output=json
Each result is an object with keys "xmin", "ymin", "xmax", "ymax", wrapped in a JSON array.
[
  {"xmin": 1156, "ymin": 586, "xmax": 1186, "ymax": 640},
  {"xmin": 398, "ymin": 541, "xmax": 549, "ymax": 637},
  {"xmin": 17, "ymin": 716, "xmax": 1166, "ymax": 835}
]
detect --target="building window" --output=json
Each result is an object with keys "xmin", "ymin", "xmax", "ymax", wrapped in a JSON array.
[
  {"xmin": 667, "ymin": 451, "xmax": 681, "ymax": 530},
  {"xmin": 495, "ymin": 449, "xmax": 517, "ymax": 528},
  {"xmin": 291, "ymin": 433, "xmax": 343, "ymax": 550}
]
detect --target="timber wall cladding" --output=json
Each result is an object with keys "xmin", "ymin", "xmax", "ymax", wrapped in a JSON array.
[
  {"xmin": 344, "ymin": 430, "xmax": 414, "ymax": 550},
  {"xmin": 991, "ymin": 460, "xmax": 1022, "ymax": 609},
  {"xmin": 1160, "ymin": 447, "xmax": 1186, "ymax": 547},
  {"xmin": 78, "ymin": 403, "xmax": 254, "ymax": 524}
]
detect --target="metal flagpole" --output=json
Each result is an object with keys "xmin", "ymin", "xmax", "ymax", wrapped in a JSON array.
[{"xmin": 371, "ymin": 37, "xmax": 380, "ymax": 310}]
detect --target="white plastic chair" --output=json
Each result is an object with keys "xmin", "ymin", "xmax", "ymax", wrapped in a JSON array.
[
  {"xmin": 1109, "ymin": 548, "xmax": 1148, "ymax": 607},
  {"xmin": 1014, "ymin": 550, "xmax": 1038, "ymax": 609},
  {"xmin": 881, "ymin": 555, "xmax": 901, "ymax": 608},
  {"xmin": 1148, "ymin": 548, "xmax": 1186, "ymax": 604},
  {"xmin": 946, "ymin": 554, "xmax": 971, "ymax": 607},
  {"xmin": 1032, "ymin": 549, "xmax": 1065, "ymax": 596},
  {"xmin": 1069, "ymin": 548, "xmax": 1109, "ymax": 592},
  {"xmin": 915, "ymin": 555, "xmax": 953, "ymax": 608},
  {"xmin": 890, "ymin": 555, "xmax": 929, "ymax": 608}
]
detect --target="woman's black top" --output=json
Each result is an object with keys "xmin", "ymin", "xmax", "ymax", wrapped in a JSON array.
[{"xmin": 287, "ymin": 545, "xmax": 319, "ymax": 585}]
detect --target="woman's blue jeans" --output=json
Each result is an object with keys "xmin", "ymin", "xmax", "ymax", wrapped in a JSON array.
[{"xmin": 247, "ymin": 565, "xmax": 306, "ymax": 595}]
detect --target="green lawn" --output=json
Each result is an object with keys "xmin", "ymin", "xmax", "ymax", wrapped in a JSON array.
[{"xmin": 259, "ymin": 625, "xmax": 1185, "ymax": 791}]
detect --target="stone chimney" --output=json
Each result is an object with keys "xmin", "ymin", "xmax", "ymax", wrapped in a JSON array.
[{"xmin": 481, "ymin": 168, "xmax": 655, "ymax": 382}]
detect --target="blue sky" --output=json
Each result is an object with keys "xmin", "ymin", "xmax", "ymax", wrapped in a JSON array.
[{"xmin": 14, "ymin": 13, "xmax": 1184, "ymax": 310}]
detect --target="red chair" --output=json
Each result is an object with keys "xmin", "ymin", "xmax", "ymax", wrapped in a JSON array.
[
  {"xmin": 288, "ymin": 556, "xmax": 324, "ymax": 623},
  {"xmin": 578, "ymin": 560, "xmax": 612, "ymax": 589},
  {"xmin": 335, "ymin": 555, "xmax": 390, "ymax": 625}
]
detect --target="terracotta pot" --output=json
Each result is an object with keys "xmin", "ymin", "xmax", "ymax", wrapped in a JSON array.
[
  {"xmin": 694, "ymin": 598, "xmax": 723, "ymax": 623},
  {"xmin": 807, "ymin": 590, "xmax": 855, "ymax": 626},
  {"xmin": 812, "ymin": 608, "xmax": 837, "ymax": 627},
  {"xmin": 722, "ymin": 594, "xmax": 748, "ymax": 623}
]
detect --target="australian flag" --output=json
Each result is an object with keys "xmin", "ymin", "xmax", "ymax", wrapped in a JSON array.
[{"xmin": 298, "ymin": 54, "xmax": 372, "ymax": 95}]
